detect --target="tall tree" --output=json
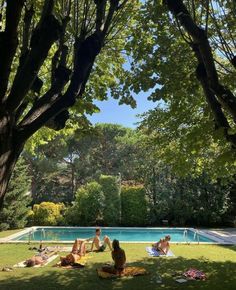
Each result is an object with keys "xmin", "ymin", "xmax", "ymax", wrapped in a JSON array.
[
  {"xmin": 0, "ymin": 0, "xmax": 139, "ymax": 206},
  {"xmin": 121, "ymin": 0, "xmax": 236, "ymax": 176},
  {"xmin": 0, "ymin": 156, "xmax": 31, "ymax": 230},
  {"xmin": 164, "ymin": 0, "xmax": 236, "ymax": 145},
  {"xmin": 25, "ymin": 123, "xmax": 142, "ymax": 205}
]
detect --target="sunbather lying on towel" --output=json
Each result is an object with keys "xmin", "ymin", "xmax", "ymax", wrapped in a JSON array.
[
  {"xmin": 152, "ymin": 235, "xmax": 171, "ymax": 255},
  {"xmin": 60, "ymin": 239, "xmax": 89, "ymax": 266},
  {"xmin": 25, "ymin": 251, "xmax": 55, "ymax": 267},
  {"xmin": 102, "ymin": 239, "xmax": 126, "ymax": 275}
]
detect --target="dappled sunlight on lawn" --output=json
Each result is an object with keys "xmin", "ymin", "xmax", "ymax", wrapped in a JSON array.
[{"xmin": 0, "ymin": 244, "xmax": 236, "ymax": 290}]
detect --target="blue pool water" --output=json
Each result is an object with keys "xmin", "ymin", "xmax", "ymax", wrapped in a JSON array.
[{"xmin": 13, "ymin": 227, "xmax": 216, "ymax": 243}]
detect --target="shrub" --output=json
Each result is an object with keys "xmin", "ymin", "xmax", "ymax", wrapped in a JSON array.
[
  {"xmin": 30, "ymin": 202, "xmax": 65, "ymax": 226},
  {"xmin": 121, "ymin": 185, "xmax": 148, "ymax": 226},
  {"xmin": 65, "ymin": 181, "xmax": 104, "ymax": 226}
]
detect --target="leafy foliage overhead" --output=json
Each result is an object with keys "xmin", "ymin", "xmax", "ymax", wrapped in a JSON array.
[
  {"xmin": 0, "ymin": 0, "xmax": 140, "ymax": 206},
  {"xmin": 121, "ymin": 0, "xmax": 236, "ymax": 177}
]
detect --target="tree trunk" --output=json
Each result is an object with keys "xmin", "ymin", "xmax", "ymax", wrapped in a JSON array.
[
  {"xmin": 71, "ymin": 162, "xmax": 75, "ymax": 201},
  {"xmin": 0, "ymin": 114, "xmax": 23, "ymax": 208}
]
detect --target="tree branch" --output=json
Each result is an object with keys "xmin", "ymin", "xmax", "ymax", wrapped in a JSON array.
[
  {"xmin": 164, "ymin": 0, "xmax": 236, "ymax": 123},
  {"xmin": 17, "ymin": 31, "xmax": 103, "ymax": 140},
  {"xmin": 6, "ymin": 0, "xmax": 61, "ymax": 113},
  {"xmin": 0, "ymin": 0, "xmax": 25, "ymax": 101},
  {"xmin": 102, "ymin": 0, "xmax": 119, "ymax": 36},
  {"xmin": 16, "ymin": 0, "xmax": 122, "ymax": 140},
  {"xmin": 21, "ymin": 5, "xmax": 34, "ymax": 56},
  {"xmin": 95, "ymin": 0, "xmax": 107, "ymax": 32}
]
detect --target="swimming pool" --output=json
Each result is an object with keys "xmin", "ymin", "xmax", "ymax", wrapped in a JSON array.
[{"xmin": 11, "ymin": 227, "xmax": 217, "ymax": 243}]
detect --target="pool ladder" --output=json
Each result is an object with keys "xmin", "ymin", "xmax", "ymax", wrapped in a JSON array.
[
  {"xmin": 193, "ymin": 229, "xmax": 200, "ymax": 244},
  {"xmin": 41, "ymin": 228, "xmax": 46, "ymax": 239},
  {"xmin": 183, "ymin": 228, "xmax": 188, "ymax": 244},
  {"xmin": 28, "ymin": 229, "xmax": 35, "ymax": 244},
  {"xmin": 183, "ymin": 228, "xmax": 200, "ymax": 244}
]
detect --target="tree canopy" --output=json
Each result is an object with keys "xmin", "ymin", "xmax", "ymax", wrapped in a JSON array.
[
  {"xmin": 0, "ymin": 0, "xmax": 236, "ymax": 211},
  {"xmin": 0, "ymin": 0, "xmax": 140, "ymax": 206},
  {"xmin": 121, "ymin": 0, "xmax": 236, "ymax": 177}
]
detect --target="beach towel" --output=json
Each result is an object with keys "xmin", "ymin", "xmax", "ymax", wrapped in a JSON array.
[
  {"xmin": 146, "ymin": 247, "xmax": 175, "ymax": 257},
  {"xmin": 97, "ymin": 266, "xmax": 148, "ymax": 279},
  {"xmin": 45, "ymin": 246, "xmax": 71, "ymax": 252},
  {"xmin": 13, "ymin": 254, "xmax": 58, "ymax": 268},
  {"xmin": 55, "ymin": 255, "xmax": 88, "ymax": 269},
  {"xmin": 183, "ymin": 268, "xmax": 206, "ymax": 280}
]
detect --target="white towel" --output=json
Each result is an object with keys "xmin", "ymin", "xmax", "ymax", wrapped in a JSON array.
[
  {"xmin": 146, "ymin": 247, "xmax": 175, "ymax": 257},
  {"xmin": 13, "ymin": 254, "xmax": 58, "ymax": 268}
]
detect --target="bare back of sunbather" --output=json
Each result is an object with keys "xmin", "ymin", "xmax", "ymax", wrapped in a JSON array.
[{"xmin": 152, "ymin": 235, "xmax": 171, "ymax": 254}]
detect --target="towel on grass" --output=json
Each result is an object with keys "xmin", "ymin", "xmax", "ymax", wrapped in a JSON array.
[
  {"xmin": 54, "ymin": 255, "xmax": 89, "ymax": 269},
  {"xmin": 13, "ymin": 254, "xmax": 58, "ymax": 268},
  {"xmin": 97, "ymin": 267, "xmax": 148, "ymax": 279},
  {"xmin": 46, "ymin": 246, "xmax": 71, "ymax": 252},
  {"xmin": 183, "ymin": 268, "xmax": 206, "ymax": 280},
  {"xmin": 146, "ymin": 247, "xmax": 175, "ymax": 257}
]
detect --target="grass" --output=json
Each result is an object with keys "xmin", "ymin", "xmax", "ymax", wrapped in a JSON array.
[
  {"xmin": 0, "ymin": 229, "xmax": 22, "ymax": 238},
  {"xmin": 0, "ymin": 243, "xmax": 236, "ymax": 290}
]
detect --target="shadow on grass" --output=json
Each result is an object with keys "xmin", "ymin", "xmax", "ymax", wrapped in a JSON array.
[
  {"xmin": 0, "ymin": 254, "xmax": 236, "ymax": 290},
  {"xmin": 217, "ymin": 244, "xmax": 236, "ymax": 252}
]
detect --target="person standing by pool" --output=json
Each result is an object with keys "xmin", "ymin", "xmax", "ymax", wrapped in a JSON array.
[
  {"xmin": 102, "ymin": 239, "xmax": 126, "ymax": 274},
  {"xmin": 152, "ymin": 235, "xmax": 171, "ymax": 255},
  {"xmin": 91, "ymin": 228, "xmax": 112, "ymax": 252}
]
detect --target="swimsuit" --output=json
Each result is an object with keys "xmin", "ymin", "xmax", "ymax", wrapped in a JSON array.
[{"xmin": 98, "ymin": 244, "xmax": 106, "ymax": 252}]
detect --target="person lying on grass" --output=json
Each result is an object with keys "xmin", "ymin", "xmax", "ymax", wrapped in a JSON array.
[
  {"xmin": 152, "ymin": 235, "xmax": 171, "ymax": 255},
  {"xmin": 25, "ymin": 250, "xmax": 55, "ymax": 267},
  {"xmin": 60, "ymin": 239, "xmax": 89, "ymax": 266},
  {"xmin": 102, "ymin": 239, "xmax": 126, "ymax": 275},
  {"xmin": 90, "ymin": 228, "xmax": 112, "ymax": 252}
]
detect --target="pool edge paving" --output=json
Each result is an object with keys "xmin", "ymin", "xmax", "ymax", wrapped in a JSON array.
[{"xmin": 1, "ymin": 226, "xmax": 235, "ymax": 245}]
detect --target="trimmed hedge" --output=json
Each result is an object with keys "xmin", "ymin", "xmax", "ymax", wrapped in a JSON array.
[
  {"xmin": 121, "ymin": 185, "xmax": 148, "ymax": 226},
  {"xmin": 99, "ymin": 175, "xmax": 120, "ymax": 226}
]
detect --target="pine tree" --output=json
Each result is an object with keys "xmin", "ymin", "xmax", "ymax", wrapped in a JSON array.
[{"xmin": 0, "ymin": 157, "xmax": 31, "ymax": 230}]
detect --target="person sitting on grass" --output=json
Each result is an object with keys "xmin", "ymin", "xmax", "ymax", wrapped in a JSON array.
[
  {"xmin": 60, "ymin": 239, "xmax": 88, "ymax": 266},
  {"xmin": 102, "ymin": 239, "xmax": 126, "ymax": 275},
  {"xmin": 91, "ymin": 228, "xmax": 112, "ymax": 252},
  {"xmin": 152, "ymin": 235, "xmax": 171, "ymax": 255}
]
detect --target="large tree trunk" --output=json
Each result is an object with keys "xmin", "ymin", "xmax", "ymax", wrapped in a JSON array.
[{"xmin": 0, "ymin": 114, "xmax": 24, "ymax": 208}]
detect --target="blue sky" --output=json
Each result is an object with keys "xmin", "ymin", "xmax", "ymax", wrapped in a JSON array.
[{"xmin": 88, "ymin": 91, "xmax": 156, "ymax": 128}]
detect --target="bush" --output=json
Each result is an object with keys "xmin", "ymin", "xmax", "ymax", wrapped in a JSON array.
[
  {"xmin": 121, "ymin": 185, "xmax": 148, "ymax": 226},
  {"xmin": 99, "ymin": 175, "xmax": 120, "ymax": 226},
  {"xmin": 29, "ymin": 202, "xmax": 65, "ymax": 226},
  {"xmin": 65, "ymin": 181, "xmax": 104, "ymax": 226}
]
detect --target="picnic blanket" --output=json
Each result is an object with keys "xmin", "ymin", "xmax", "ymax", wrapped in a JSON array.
[
  {"xmin": 183, "ymin": 268, "xmax": 206, "ymax": 280},
  {"xmin": 146, "ymin": 247, "xmax": 175, "ymax": 257},
  {"xmin": 55, "ymin": 255, "xmax": 89, "ymax": 269},
  {"xmin": 13, "ymin": 254, "xmax": 58, "ymax": 268},
  {"xmin": 97, "ymin": 266, "xmax": 148, "ymax": 279}
]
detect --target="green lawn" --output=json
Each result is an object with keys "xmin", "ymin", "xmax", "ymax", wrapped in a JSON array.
[
  {"xmin": 0, "ymin": 229, "xmax": 22, "ymax": 238},
  {"xmin": 0, "ymin": 243, "xmax": 236, "ymax": 290}
]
